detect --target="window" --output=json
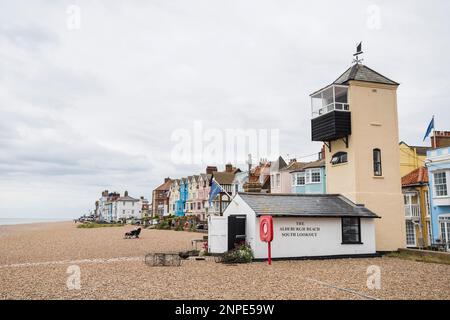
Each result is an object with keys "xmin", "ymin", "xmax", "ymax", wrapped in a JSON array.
[
  {"xmin": 296, "ymin": 172, "xmax": 305, "ymax": 186},
  {"xmin": 405, "ymin": 220, "xmax": 416, "ymax": 247},
  {"xmin": 341, "ymin": 217, "xmax": 361, "ymax": 244},
  {"xmin": 434, "ymin": 172, "xmax": 448, "ymax": 197},
  {"xmin": 331, "ymin": 152, "xmax": 347, "ymax": 165},
  {"xmin": 310, "ymin": 169, "xmax": 321, "ymax": 183},
  {"xmin": 373, "ymin": 149, "xmax": 382, "ymax": 176},
  {"xmin": 276, "ymin": 174, "xmax": 281, "ymax": 187}
]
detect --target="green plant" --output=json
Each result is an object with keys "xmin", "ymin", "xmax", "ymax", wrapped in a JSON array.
[
  {"xmin": 155, "ymin": 220, "xmax": 170, "ymax": 230},
  {"xmin": 221, "ymin": 243, "xmax": 254, "ymax": 264},
  {"xmin": 77, "ymin": 222, "xmax": 123, "ymax": 229}
]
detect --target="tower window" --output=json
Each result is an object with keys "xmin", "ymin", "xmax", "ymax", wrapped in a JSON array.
[
  {"xmin": 331, "ymin": 152, "xmax": 348, "ymax": 165},
  {"xmin": 373, "ymin": 149, "xmax": 382, "ymax": 176}
]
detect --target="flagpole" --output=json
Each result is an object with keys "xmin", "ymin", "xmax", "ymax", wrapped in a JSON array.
[{"xmin": 433, "ymin": 115, "xmax": 437, "ymax": 149}]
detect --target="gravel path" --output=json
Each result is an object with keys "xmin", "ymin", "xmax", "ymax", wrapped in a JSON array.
[{"xmin": 0, "ymin": 222, "xmax": 449, "ymax": 300}]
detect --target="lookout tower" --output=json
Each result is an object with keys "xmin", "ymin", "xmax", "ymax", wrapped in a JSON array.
[{"xmin": 310, "ymin": 45, "xmax": 406, "ymax": 251}]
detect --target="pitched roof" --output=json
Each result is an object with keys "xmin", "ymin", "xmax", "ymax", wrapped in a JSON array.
[
  {"xmin": 402, "ymin": 167, "xmax": 429, "ymax": 186},
  {"xmin": 154, "ymin": 179, "xmax": 172, "ymax": 191},
  {"xmin": 237, "ymin": 193, "xmax": 379, "ymax": 218},
  {"xmin": 271, "ymin": 156, "xmax": 287, "ymax": 171},
  {"xmin": 213, "ymin": 171, "xmax": 235, "ymax": 185},
  {"xmin": 334, "ymin": 64, "xmax": 399, "ymax": 86},
  {"xmin": 117, "ymin": 195, "xmax": 140, "ymax": 201},
  {"xmin": 290, "ymin": 159, "xmax": 325, "ymax": 172},
  {"xmin": 281, "ymin": 161, "xmax": 307, "ymax": 172}
]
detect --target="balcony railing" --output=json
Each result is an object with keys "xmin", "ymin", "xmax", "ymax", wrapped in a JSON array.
[
  {"xmin": 405, "ymin": 204, "xmax": 420, "ymax": 219},
  {"xmin": 313, "ymin": 102, "xmax": 350, "ymax": 118}
]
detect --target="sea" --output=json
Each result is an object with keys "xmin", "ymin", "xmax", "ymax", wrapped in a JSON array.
[{"xmin": 0, "ymin": 218, "xmax": 71, "ymax": 226}]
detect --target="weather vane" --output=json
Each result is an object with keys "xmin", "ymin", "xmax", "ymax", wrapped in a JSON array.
[{"xmin": 352, "ymin": 42, "xmax": 364, "ymax": 64}]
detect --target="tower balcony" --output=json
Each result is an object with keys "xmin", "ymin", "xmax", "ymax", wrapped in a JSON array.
[{"xmin": 311, "ymin": 84, "xmax": 351, "ymax": 142}]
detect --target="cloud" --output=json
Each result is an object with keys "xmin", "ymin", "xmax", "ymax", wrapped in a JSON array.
[{"xmin": 0, "ymin": 0, "xmax": 449, "ymax": 218}]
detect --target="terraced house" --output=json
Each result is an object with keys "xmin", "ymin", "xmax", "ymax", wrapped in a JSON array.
[
  {"xmin": 290, "ymin": 159, "xmax": 326, "ymax": 194},
  {"xmin": 152, "ymin": 178, "xmax": 172, "ymax": 217},
  {"xmin": 427, "ymin": 146, "xmax": 450, "ymax": 251}
]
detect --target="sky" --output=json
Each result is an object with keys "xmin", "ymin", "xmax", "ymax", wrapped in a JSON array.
[{"xmin": 0, "ymin": 0, "xmax": 449, "ymax": 219}]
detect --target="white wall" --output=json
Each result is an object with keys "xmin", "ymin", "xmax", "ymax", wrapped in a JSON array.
[
  {"xmin": 251, "ymin": 217, "xmax": 376, "ymax": 259},
  {"xmin": 218, "ymin": 195, "xmax": 377, "ymax": 259},
  {"xmin": 116, "ymin": 200, "xmax": 142, "ymax": 220}
]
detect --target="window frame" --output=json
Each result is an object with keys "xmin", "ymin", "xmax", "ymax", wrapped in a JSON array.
[
  {"xmin": 341, "ymin": 217, "xmax": 362, "ymax": 245},
  {"xmin": 296, "ymin": 172, "xmax": 305, "ymax": 186},
  {"xmin": 433, "ymin": 171, "xmax": 448, "ymax": 198},
  {"xmin": 331, "ymin": 152, "xmax": 348, "ymax": 165},
  {"xmin": 373, "ymin": 148, "xmax": 382, "ymax": 177}
]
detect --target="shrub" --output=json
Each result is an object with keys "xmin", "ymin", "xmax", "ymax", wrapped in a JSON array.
[
  {"xmin": 221, "ymin": 243, "xmax": 254, "ymax": 264},
  {"xmin": 155, "ymin": 220, "xmax": 170, "ymax": 230},
  {"xmin": 77, "ymin": 222, "xmax": 123, "ymax": 229}
]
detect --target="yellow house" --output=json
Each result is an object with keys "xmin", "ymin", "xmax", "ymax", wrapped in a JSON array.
[
  {"xmin": 399, "ymin": 141, "xmax": 429, "ymax": 177},
  {"xmin": 401, "ymin": 167, "xmax": 431, "ymax": 248},
  {"xmin": 398, "ymin": 142, "xmax": 432, "ymax": 248}
]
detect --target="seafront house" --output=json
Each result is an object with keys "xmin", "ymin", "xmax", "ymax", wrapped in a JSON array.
[
  {"xmin": 232, "ymin": 170, "xmax": 249, "ymax": 195},
  {"xmin": 168, "ymin": 179, "xmax": 180, "ymax": 216},
  {"xmin": 195, "ymin": 173, "xmax": 211, "ymax": 221},
  {"xmin": 186, "ymin": 175, "xmax": 198, "ymax": 216},
  {"xmin": 426, "ymin": 147, "xmax": 450, "ymax": 251},
  {"xmin": 151, "ymin": 178, "xmax": 172, "ymax": 217},
  {"xmin": 114, "ymin": 191, "xmax": 143, "ymax": 222},
  {"xmin": 249, "ymin": 160, "xmax": 271, "ymax": 193},
  {"xmin": 401, "ymin": 167, "xmax": 431, "ymax": 248},
  {"xmin": 399, "ymin": 141, "xmax": 430, "ymax": 177},
  {"xmin": 291, "ymin": 159, "xmax": 326, "ymax": 194},
  {"xmin": 176, "ymin": 178, "xmax": 188, "ymax": 216},
  {"xmin": 310, "ymin": 58, "xmax": 406, "ymax": 251},
  {"xmin": 269, "ymin": 156, "xmax": 288, "ymax": 193},
  {"xmin": 209, "ymin": 164, "xmax": 238, "ymax": 215},
  {"xmin": 98, "ymin": 190, "xmax": 120, "ymax": 222}
]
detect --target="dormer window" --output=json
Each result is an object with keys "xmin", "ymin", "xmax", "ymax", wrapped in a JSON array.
[{"xmin": 331, "ymin": 152, "xmax": 348, "ymax": 165}]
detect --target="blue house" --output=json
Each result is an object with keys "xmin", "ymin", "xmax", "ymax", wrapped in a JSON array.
[
  {"xmin": 427, "ymin": 147, "xmax": 450, "ymax": 251},
  {"xmin": 290, "ymin": 159, "xmax": 326, "ymax": 194},
  {"xmin": 176, "ymin": 178, "xmax": 188, "ymax": 216}
]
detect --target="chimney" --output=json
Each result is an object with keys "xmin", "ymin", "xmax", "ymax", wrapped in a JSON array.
[
  {"xmin": 206, "ymin": 166, "xmax": 218, "ymax": 175},
  {"xmin": 432, "ymin": 131, "xmax": 450, "ymax": 149},
  {"xmin": 225, "ymin": 163, "xmax": 233, "ymax": 173},
  {"xmin": 164, "ymin": 177, "xmax": 171, "ymax": 183},
  {"xmin": 124, "ymin": 191, "xmax": 129, "ymax": 197},
  {"xmin": 289, "ymin": 158, "xmax": 297, "ymax": 164},
  {"xmin": 102, "ymin": 190, "xmax": 108, "ymax": 197}
]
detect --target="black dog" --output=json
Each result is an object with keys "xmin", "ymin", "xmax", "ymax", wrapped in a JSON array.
[{"xmin": 124, "ymin": 227, "xmax": 141, "ymax": 239}]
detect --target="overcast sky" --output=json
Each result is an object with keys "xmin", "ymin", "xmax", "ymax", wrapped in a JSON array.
[{"xmin": 1, "ymin": 0, "xmax": 449, "ymax": 219}]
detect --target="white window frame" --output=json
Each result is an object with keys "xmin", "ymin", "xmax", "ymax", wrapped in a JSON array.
[
  {"xmin": 295, "ymin": 172, "xmax": 305, "ymax": 186},
  {"xmin": 306, "ymin": 168, "xmax": 321, "ymax": 184},
  {"xmin": 276, "ymin": 173, "xmax": 281, "ymax": 187},
  {"xmin": 433, "ymin": 171, "xmax": 449, "ymax": 198}
]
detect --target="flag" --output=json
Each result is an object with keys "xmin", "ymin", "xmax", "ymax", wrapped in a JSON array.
[
  {"xmin": 423, "ymin": 116, "xmax": 435, "ymax": 142},
  {"xmin": 209, "ymin": 178, "xmax": 222, "ymax": 206}
]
